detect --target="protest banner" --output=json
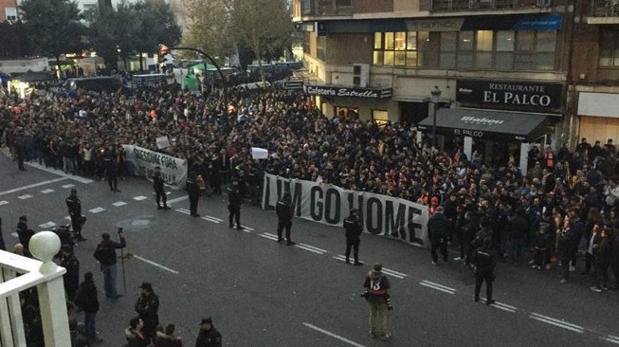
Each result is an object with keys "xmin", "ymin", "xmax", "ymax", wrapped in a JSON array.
[
  {"xmin": 122, "ymin": 145, "xmax": 187, "ymax": 189},
  {"xmin": 262, "ymin": 173, "xmax": 429, "ymax": 247}
]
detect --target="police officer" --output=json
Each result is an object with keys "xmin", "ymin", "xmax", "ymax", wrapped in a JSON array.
[
  {"xmin": 16, "ymin": 216, "xmax": 33, "ymax": 250},
  {"xmin": 344, "ymin": 209, "xmax": 363, "ymax": 265},
  {"xmin": 427, "ymin": 206, "xmax": 450, "ymax": 265},
  {"xmin": 227, "ymin": 180, "xmax": 242, "ymax": 230},
  {"xmin": 186, "ymin": 172, "xmax": 200, "ymax": 217},
  {"xmin": 59, "ymin": 245, "xmax": 80, "ymax": 302},
  {"xmin": 135, "ymin": 282, "xmax": 160, "ymax": 345},
  {"xmin": 104, "ymin": 145, "xmax": 119, "ymax": 192},
  {"xmin": 472, "ymin": 239, "xmax": 496, "ymax": 304},
  {"xmin": 153, "ymin": 167, "xmax": 169, "ymax": 210},
  {"xmin": 15, "ymin": 130, "xmax": 27, "ymax": 171},
  {"xmin": 66, "ymin": 188, "xmax": 86, "ymax": 241},
  {"xmin": 276, "ymin": 193, "xmax": 294, "ymax": 245}
]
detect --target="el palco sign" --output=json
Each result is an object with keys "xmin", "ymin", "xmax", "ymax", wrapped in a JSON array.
[
  {"xmin": 303, "ymin": 85, "xmax": 393, "ymax": 99},
  {"xmin": 456, "ymin": 79, "xmax": 562, "ymax": 112}
]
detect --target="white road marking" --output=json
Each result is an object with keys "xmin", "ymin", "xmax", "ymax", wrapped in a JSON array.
[
  {"xmin": 25, "ymin": 162, "xmax": 93, "ymax": 184},
  {"xmin": 166, "ymin": 191, "xmax": 171, "ymax": 195},
  {"xmin": 11, "ymin": 232, "xmax": 18, "ymax": 238},
  {"xmin": 604, "ymin": 335, "xmax": 619, "ymax": 345},
  {"xmin": 61, "ymin": 184, "xmax": 76, "ymax": 189},
  {"xmin": 333, "ymin": 255, "xmax": 366, "ymax": 265},
  {"xmin": 201, "ymin": 216, "xmax": 221, "ymax": 224},
  {"xmin": 297, "ymin": 243, "xmax": 327, "ymax": 254},
  {"xmin": 176, "ymin": 208, "xmax": 190, "ymax": 215},
  {"xmin": 18, "ymin": 194, "xmax": 33, "ymax": 200},
  {"xmin": 295, "ymin": 244, "xmax": 326, "ymax": 255},
  {"xmin": 64, "ymin": 216, "xmax": 72, "ymax": 220},
  {"xmin": 419, "ymin": 280, "xmax": 456, "ymax": 295},
  {"xmin": 40, "ymin": 189, "xmax": 55, "ymax": 194},
  {"xmin": 382, "ymin": 267, "xmax": 408, "ymax": 278},
  {"xmin": 381, "ymin": 269, "xmax": 405, "ymax": 280},
  {"xmin": 241, "ymin": 225, "xmax": 254, "ymax": 231},
  {"xmin": 133, "ymin": 196, "xmax": 148, "ymax": 201},
  {"xmin": 167, "ymin": 196, "xmax": 188, "ymax": 205},
  {"xmin": 481, "ymin": 299, "xmax": 517, "ymax": 313},
  {"xmin": 0, "ymin": 201, "xmax": 8, "ymax": 206},
  {"xmin": 259, "ymin": 233, "xmax": 279, "ymax": 241},
  {"xmin": 529, "ymin": 313, "xmax": 583, "ymax": 333},
  {"xmin": 302, "ymin": 323, "xmax": 366, "ymax": 347},
  {"xmin": 112, "ymin": 201, "xmax": 127, "ymax": 207},
  {"xmin": 206, "ymin": 215, "xmax": 224, "ymax": 222},
  {"xmin": 39, "ymin": 221, "xmax": 56, "ymax": 229},
  {"xmin": 132, "ymin": 255, "xmax": 179, "ymax": 275},
  {"xmin": 0, "ymin": 177, "xmax": 67, "ymax": 197},
  {"xmin": 89, "ymin": 207, "xmax": 105, "ymax": 214}
]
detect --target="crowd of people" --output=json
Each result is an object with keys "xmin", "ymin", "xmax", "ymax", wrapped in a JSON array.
[{"xmin": 2, "ymin": 80, "xmax": 619, "ymax": 343}]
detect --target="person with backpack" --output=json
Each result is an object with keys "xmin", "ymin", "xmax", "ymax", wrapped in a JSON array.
[
  {"xmin": 74, "ymin": 272, "xmax": 101, "ymax": 344},
  {"xmin": 472, "ymin": 239, "xmax": 497, "ymax": 305},
  {"xmin": 363, "ymin": 264, "xmax": 392, "ymax": 340},
  {"xmin": 93, "ymin": 231, "xmax": 126, "ymax": 299}
]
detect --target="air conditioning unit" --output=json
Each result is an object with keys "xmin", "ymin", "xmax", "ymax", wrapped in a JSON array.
[{"xmin": 352, "ymin": 63, "xmax": 369, "ymax": 87}]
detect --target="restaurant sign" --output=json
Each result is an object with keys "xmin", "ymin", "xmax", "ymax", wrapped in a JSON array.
[
  {"xmin": 303, "ymin": 85, "xmax": 393, "ymax": 99},
  {"xmin": 456, "ymin": 79, "xmax": 562, "ymax": 113}
]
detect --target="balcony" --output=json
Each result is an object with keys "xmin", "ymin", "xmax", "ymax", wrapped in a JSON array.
[
  {"xmin": 421, "ymin": 0, "xmax": 550, "ymax": 12},
  {"xmin": 588, "ymin": 0, "xmax": 619, "ymax": 22}
]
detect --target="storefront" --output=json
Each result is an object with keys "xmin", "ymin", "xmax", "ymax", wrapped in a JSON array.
[
  {"xmin": 577, "ymin": 92, "xmax": 619, "ymax": 143},
  {"xmin": 303, "ymin": 84, "xmax": 394, "ymax": 121},
  {"xmin": 419, "ymin": 78, "xmax": 563, "ymax": 174}
]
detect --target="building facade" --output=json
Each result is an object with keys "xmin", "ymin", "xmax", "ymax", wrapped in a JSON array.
[
  {"xmin": 293, "ymin": 0, "xmax": 579, "ymax": 167},
  {"xmin": 0, "ymin": 0, "xmax": 17, "ymax": 22}
]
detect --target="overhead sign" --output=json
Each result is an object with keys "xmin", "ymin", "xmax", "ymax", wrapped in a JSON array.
[
  {"xmin": 456, "ymin": 79, "xmax": 562, "ymax": 113},
  {"xmin": 304, "ymin": 85, "xmax": 392, "ymax": 99},
  {"xmin": 262, "ymin": 173, "xmax": 429, "ymax": 247}
]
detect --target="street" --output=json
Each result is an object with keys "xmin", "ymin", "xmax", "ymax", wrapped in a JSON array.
[{"xmin": 1, "ymin": 154, "xmax": 618, "ymax": 347}]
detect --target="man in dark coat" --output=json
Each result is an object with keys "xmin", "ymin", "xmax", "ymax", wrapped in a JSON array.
[
  {"xmin": 195, "ymin": 317, "xmax": 222, "ymax": 347},
  {"xmin": 16, "ymin": 216, "xmax": 34, "ymax": 250},
  {"xmin": 227, "ymin": 180, "xmax": 242, "ymax": 230},
  {"xmin": 153, "ymin": 167, "xmax": 170, "ymax": 210},
  {"xmin": 74, "ymin": 272, "xmax": 101, "ymax": 343},
  {"xmin": 66, "ymin": 188, "xmax": 86, "ymax": 241},
  {"xmin": 186, "ymin": 172, "xmax": 200, "ymax": 217},
  {"xmin": 135, "ymin": 282, "xmax": 160, "ymax": 345},
  {"xmin": 344, "ymin": 209, "xmax": 363, "ymax": 265},
  {"xmin": 276, "ymin": 193, "xmax": 294, "ymax": 245},
  {"xmin": 611, "ymin": 230, "xmax": 619, "ymax": 291},
  {"xmin": 104, "ymin": 145, "xmax": 119, "ymax": 192},
  {"xmin": 472, "ymin": 239, "xmax": 497, "ymax": 304},
  {"xmin": 427, "ymin": 206, "xmax": 450, "ymax": 264},
  {"xmin": 59, "ymin": 246, "xmax": 80, "ymax": 302}
]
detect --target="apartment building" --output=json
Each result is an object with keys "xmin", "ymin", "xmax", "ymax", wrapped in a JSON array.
[
  {"xmin": 293, "ymin": 0, "xmax": 575, "ymax": 167},
  {"xmin": 0, "ymin": 0, "xmax": 17, "ymax": 22}
]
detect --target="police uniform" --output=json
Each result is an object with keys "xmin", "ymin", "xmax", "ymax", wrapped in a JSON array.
[
  {"xmin": 276, "ymin": 195, "xmax": 294, "ymax": 245},
  {"xmin": 227, "ymin": 183, "xmax": 242, "ymax": 230},
  {"xmin": 472, "ymin": 243, "xmax": 496, "ymax": 304},
  {"xmin": 104, "ymin": 152, "xmax": 119, "ymax": 192},
  {"xmin": 153, "ymin": 171, "xmax": 169, "ymax": 209},
  {"xmin": 186, "ymin": 175, "xmax": 200, "ymax": 217},
  {"xmin": 344, "ymin": 212, "xmax": 363, "ymax": 265},
  {"xmin": 66, "ymin": 190, "xmax": 86, "ymax": 241}
]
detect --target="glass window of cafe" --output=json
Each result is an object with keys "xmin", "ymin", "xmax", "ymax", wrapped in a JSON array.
[
  {"xmin": 372, "ymin": 110, "xmax": 389, "ymax": 127},
  {"xmin": 335, "ymin": 106, "xmax": 359, "ymax": 119}
]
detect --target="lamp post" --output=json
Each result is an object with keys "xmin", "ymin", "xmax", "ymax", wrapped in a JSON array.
[{"xmin": 430, "ymin": 86, "xmax": 442, "ymax": 149}]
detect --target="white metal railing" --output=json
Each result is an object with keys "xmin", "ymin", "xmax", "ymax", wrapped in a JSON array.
[{"xmin": 0, "ymin": 232, "xmax": 70, "ymax": 346}]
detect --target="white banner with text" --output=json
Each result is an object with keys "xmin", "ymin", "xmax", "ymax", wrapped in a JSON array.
[{"xmin": 122, "ymin": 145, "xmax": 188, "ymax": 189}]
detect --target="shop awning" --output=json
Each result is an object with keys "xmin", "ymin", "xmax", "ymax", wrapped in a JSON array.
[{"xmin": 417, "ymin": 108, "xmax": 548, "ymax": 142}]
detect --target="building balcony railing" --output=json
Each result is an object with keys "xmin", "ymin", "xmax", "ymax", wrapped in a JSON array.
[
  {"xmin": 294, "ymin": 0, "xmax": 353, "ymax": 18},
  {"xmin": 0, "ymin": 232, "xmax": 70, "ymax": 346},
  {"xmin": 420, "ymin": 0, "xmax": 550, "ymax": 12},
  {"xmin": 590, "ymin": 0, "xmax": 619, "ymax": 17}
]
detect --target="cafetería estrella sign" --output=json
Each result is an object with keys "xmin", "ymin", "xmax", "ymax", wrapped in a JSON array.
[
  {"xmin": 456, "ymin": 79, "xmax": 562, "ymax": 113},
  {"xmin": 304, "ymin": 85, "xmax": 393, "ymax": 99}
]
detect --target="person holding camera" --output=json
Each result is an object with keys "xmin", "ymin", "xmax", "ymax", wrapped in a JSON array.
[
  {"xmin": 66, "ymin": 188, "xmax": 86, "ymax": 241},
  {"xmin": 363, "ymin": 264, "xmax": 392, "ymax": 340},
  {"xmin": 93, "ymin": 230, "xmax": 126, "ymax": 299},
  {"xmin": 276, "ymin": 192, "xmax": 294, "ymax": 245},
  {"xmin": 344, "ymin": 209, "xmax": 363, "ymax": 265}
]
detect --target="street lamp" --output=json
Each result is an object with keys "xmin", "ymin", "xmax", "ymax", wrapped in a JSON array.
[{"xmin": 430, "ymin": 86, "xmax": 442, "ymax": 149}]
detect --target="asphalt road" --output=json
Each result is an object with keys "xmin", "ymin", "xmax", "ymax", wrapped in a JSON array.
[{"xmin": 1, "ymin": 154, "xmax": 618, "ymax": 347}]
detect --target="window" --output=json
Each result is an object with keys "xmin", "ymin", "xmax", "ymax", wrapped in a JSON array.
[
  {"xmin": 475, "ymin": 31, "xmax": 493, "ymax": 69},
  {"xmin": 372, "ymin": 110, "xmax": 389, "ymax": 127},
  {"xmin": 317, "ymin": 36, "xmax": 326, "ymax": 61},
  {"xmin": 599, "ymin": 30, "xmax": 619, "ymax": 67},
  {"xmin": 515, "ymin": 31, "xmax": 534, "ymax": 70},
  {"xmin": 515, "ymin": 31, "xmax": 555, "ymax": 70},
  {"xmin": 457, "ymin": 31, "xmax": 474, "ymax": 68},
  {"xmin": 373, "ymin": 32, "xmax": 422, "ymax": 67},
  {"xmin": 440, "ymin": 32, "xmax": 456, "ymax": 68},
  {"xmin": 496, "ymin": 31, "xmax": 514, "ymax": 70},
  {"xmin": 535, "ymin": 31, "xmax": 556, "ymax": 70},
  {"xmin": 417, "ymin": 31, "xmax": 431, "ymax": 67}
]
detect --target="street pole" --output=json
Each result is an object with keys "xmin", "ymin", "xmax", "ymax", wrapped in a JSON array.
[{"xmin": 431, "ymin": 86, "xmax": 442, "ymax": 150}]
